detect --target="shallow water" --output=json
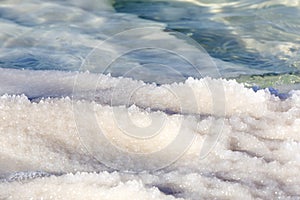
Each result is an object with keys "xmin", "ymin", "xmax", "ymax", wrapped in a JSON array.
[
  {"xmin": 1, "ymin": 0, "xmax": 300, "ymax": 85},
  {"xmin": 1, "ymin": 0, "xmax": 300, "ymax": 199}
]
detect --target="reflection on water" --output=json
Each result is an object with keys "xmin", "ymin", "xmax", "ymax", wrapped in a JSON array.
[
  {"xmin": 115, "ymin": 0, "xmax": 300, "ymax": 74},
  {"xmin": 0, "ymin": 0, "xmax": 299, "ymax": 87}
]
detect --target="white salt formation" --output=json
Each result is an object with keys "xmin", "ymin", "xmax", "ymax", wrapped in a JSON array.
[
  {"xmin": 1, "ymin": 0, "xmax": 300, "ymax": 199},
  {"xmin": 0, "ymin": 69, "xmax": 300, "ymax": 199}
]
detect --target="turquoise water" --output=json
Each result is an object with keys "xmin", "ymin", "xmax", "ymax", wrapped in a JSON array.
[
  {"xmin": 0, "ymin": 0, "xmax": 300, "ymax": 88},
  {"xmin": 115, "ymin": 0, "xmax": 300, "ymax": 71},
  {"xmin": 114, "ymin": 0, "xmax": 300, "ymax": 89}
]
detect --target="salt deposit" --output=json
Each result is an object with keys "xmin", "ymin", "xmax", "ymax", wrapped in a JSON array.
[{"xmin": 0, "ymin": 70, "xmax": 300, "ymax": 199}]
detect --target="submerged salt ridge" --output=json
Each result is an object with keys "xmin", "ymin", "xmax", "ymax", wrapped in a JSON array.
[
  {"xmin": 0, "ymin": 68, "xmax": 293, "ymax": 117},
  {"xmin": 0, "ymin": 69, "xmax": 300, "ymax": 199}
]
